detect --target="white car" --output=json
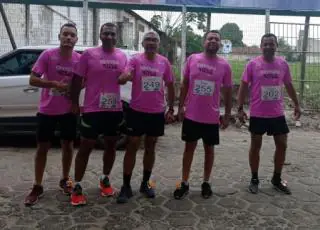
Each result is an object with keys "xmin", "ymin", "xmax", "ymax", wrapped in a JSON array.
[{"xmin": 0, "ymin": 45, "xmax": 136, "ymax": 146}]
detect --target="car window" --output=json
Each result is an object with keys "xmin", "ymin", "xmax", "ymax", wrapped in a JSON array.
[{"xmin": 0, "ymin": 50, "xmax": 42, "ymax": 76}]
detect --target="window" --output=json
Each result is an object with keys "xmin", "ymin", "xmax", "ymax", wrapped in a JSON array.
[{"xmin": 0, "ymin": 50, "xmax": 42, "ymax": 76}]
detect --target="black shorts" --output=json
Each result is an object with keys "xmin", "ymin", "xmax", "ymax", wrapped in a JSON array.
[
  {"xmin": 80, "ymin": 111, "xmax": 123, "ymax": 140},
  {"xmin": 182, "ymin": 118, "xmax": 220, "ymax": 146},
  {"xmin": 36, "ymin": 113, "xmax": 78, "ymax": 142},
  {"xmin": 249, "ymin": 116, "xmax": 289, "ymax": 136},
  {"xmin": 125, "ymin": 108, "xmax": 165, "ymax": 137}
]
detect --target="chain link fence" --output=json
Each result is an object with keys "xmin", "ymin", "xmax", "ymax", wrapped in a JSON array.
[{"xmin": 1, "ymin": 2, "xmax": 320, "ymax": 110}]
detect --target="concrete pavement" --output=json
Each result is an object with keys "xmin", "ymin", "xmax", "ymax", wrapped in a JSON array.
[{"xmin": 0, "ymin": 123, "xmax": 320, "ymax": 230}]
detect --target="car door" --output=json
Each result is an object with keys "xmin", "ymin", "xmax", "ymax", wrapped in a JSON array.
[{"xmin": 0, "ymin": 49, "xmax": 42, "ymax": 117}]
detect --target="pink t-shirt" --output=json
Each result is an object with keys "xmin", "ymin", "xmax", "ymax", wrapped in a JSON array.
[
  {"xmin": 183, "ymin": 53, "xmax": 233, "ymax": 124},
  {"xmin": 75, "ymin": 47, "xmax": 127, "ymax": 113},
  {"xmin": 32, "ymin": 48, "xmax": 81, "ymax": 115},
  {"xmin": 242, "ymin": 56, "xmax": 292, "ymax": 118},
  {"xmin": 128, "ymin": 53, "xmax": 174, "ymax": 113}
]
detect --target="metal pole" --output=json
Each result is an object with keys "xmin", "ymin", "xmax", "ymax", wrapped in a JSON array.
[
  {"xmin": 92, "ymin": 8, "xmax": 99, "ymax": 46},
  {"xmin": 25, "ymin": 4, "xmax": 30, "ymax": 46},
  {"xmin": 180, "ymin": 5, "xmax": 187, "ymax": 83},
  {"xmin": 83, "ymin": 0, "xmax": 89, "ymax": 45},
  {"xmin": 0, "ymin": 3, "xmax": 17, "ymax": 49},
  {"xmin": 206, "ymin": 12, "xmax": 211, "ymax": 32},
  {"xmin": 265, "ymin": 9, "xmax": 270, "ymax": 33},
  {"xmin": 300, "ymin": 16, "xmax": 310, "ymax": 105}
]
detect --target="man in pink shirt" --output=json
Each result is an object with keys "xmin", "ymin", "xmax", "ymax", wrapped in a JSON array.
[
  {"xmin": 69, "ymin": 23, "xmax": 128, "ymax": 206},
  {"xmin": 116, "ymin": 31, "xmax": 175, "ymax": 203},
  {"xmin": 173, "ymin": 30, "xmax": 233, "ymax": 200},
  {"xmin": 24, "ymin": 23, "xmax": 80, "ymax": 206},
  {"xmin": 237, "ymin": 33, "xmax": 301, "ymax": 195}
]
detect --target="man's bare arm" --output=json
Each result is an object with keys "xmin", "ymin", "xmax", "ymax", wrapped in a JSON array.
[
  {"xmin": 166, "ymin": 82, "xmax": 175, "ymax": 111},
  {"xmin": 285, "ymin": 83, "xmax": 299, "ymax": 107},
  {"xmin": 237, "ymin": 81, "xmax": 249, "ymax": 110},
  {"xmin": 178, "ymin": 77, "xmax": 189, "ymax": 109},
  {"xmin": 222, "ymin": 86, "xmax": 232, "ymax": 116},
  {"xmin": 29, "ymin": 72, "xmax": 59, "ymax": 88},
  {"xmin": 70, "ymin": 74, "xmax": 83, "ymax": 106}
]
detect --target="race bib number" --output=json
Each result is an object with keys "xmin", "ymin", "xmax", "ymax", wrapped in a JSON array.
[
  {"xmin": 99, "ymin": 93, "xmax": 117, "ymax": 109},
  {"xmin": 142, "ymin": 77, "xmax": 161, "ymax": 92},
  {"xmin": 261, "ymin": 86, "xmax": 281, "ymax": 101},
  {"xmin": 193, "ymin": 80, "xmax": 215, "ymax": 96}
]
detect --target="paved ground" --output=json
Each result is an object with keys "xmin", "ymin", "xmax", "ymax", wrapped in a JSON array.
[{"xmin": 0, "ymin": 123, "xmax": 320, "ymax": 230}]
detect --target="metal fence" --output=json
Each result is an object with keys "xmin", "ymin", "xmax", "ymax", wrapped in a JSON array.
[{"xmin": 1, "ymin": 1, "xmax": 320, "ymax": 110}]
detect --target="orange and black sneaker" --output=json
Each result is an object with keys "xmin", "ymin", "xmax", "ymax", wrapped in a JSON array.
[
  {"xmin": 173, "ymin": 181, "xmax": 189, "ymax": 200},
  {"xmin": 59, "ymin": 177, "xmax": 73, "ymax": 195},
  {"xmin": 99, "ymin": 176, "xmax": 116, "ymax": 197},
  {"xmin": 24, "ymin": 184, "xmax": 44, "ymax": 206},
  {"xmin": 70, "ymin": 183, "xmax": 87, "ymax": 206}
]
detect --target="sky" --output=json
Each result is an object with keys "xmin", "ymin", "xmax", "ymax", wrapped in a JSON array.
[{"xmin": 134, "ymin": 10, "xmax": 320, "ymax": 47}]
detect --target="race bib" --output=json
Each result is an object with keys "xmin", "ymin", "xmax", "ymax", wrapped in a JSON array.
[
  {"xmin": 142, "ymin": 77, "xmax": 162, "ymax": 92},
  {"xmin": 99, "ymin": 93, "xmax": 117, "ymax": 109},
  {"xmin": 261, "ymin": 86, "xmax": 282, "ymax": 101},
  {"xmin": 193, "ymin": 80, "xmax": 215, "ymax": 96}
]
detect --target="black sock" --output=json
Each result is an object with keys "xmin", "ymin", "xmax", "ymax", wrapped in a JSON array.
[
  {"xmin": 143, "ymin": 170, "xmax": 152, "ymax": 183},
  {"xmin": 272, "ymin": 172, "xmax": 281, "ymax": 183},
  {"xmin": 251, "ymin": 172, "xmax": 258, "ymax": 180},
  {"xmin": 123, "ymin": 174, "xmax": 132, "ymax": 187}
]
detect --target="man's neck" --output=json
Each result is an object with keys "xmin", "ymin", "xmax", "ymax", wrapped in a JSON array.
[
  {"xmin": 102, "ymin": 45, "xmax": 114, "ymax": 53},
  {"xmin": 263, "ymin": 55, "xmax": 275, "ymax": 63},
  {"xmin": 145, "ymin": 52, "xmax": 156, "ymax": 60},
  {"xmin": 204, "ymin": 51, "xmax": 217, "ymax": 58},
  {"xmin": 59, "ymin": 47, "xmax": 73, "ymax": 58}
]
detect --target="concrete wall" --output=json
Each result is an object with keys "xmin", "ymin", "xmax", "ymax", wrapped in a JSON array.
[{"xmin": 0, "ymin": 4, "xmax": 154, "ymax": 55}]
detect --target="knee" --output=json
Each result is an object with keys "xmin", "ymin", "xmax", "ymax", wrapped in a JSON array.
[
  {"xmin": 250, "ymin": 135, "xmax": 262, "ymax": 151},
  {"xmin": 37, "ymin": 142, "xmax": 50, "ymax": 153},
  {"xmin": 105, "ymin": 139, "xmax": 117, "ymax": 152},
  {"xmin": 145, "ymin": 137, "xmax": 157, "ymax": 153},
  {"xmin": 62, "ymin": 141, "xmax": 73, "ymax": 152},
  {"xmin": 80, "ymin": 138, "xmax": 95, "ymax": 152},
  {"xmin": 128, "ymin": 137, "xmax": 141, "ymax": 150},
  {"xmin": 204, "ymin": 145, "xmax": 214, "ymax": 155},
  {"xmin": 276, "ymin": 141, "xmax": 287, "ymax": 152}
]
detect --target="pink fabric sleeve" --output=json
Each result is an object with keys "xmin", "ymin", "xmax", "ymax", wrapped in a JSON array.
[
  {"xmin": 222, "ymin": 62, "xmax": 233, "ymax": 87},
  {"xmin": 283, "ymin": 61, "xmax": 293, "ymax": 85},
  {"xmin": 74, "ymin": 50, "xmax": 89, "ymax": 78},
  {"xmin": 241, "ymin": 61, "xmax": 252, "ymax": 83},
  {"xmin": 32, "ymin": 50, "xmax": 49, "ymax": 77}
]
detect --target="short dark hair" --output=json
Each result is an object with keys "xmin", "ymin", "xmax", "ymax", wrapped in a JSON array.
[
  {"xmin": 60, "ymin": 22, "xmax": 77, "ymax": 34},
  {"xmin": 100, "ymin": 22, "xmax": 117, "ymax": 33},
  {"xmin": 261, "ymin": 33, "xmax": 278, "ymax": 45},
  {"xmin": 203, "ymin": 30, "xmax": 221, "ymax": 40}
]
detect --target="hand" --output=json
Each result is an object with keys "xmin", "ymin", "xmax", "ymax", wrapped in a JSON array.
[
  {"xmin": 293, "ymin": 105, "xmax": 302, "ymax": 120},
  {"xmin": 71, "ymin": 104, "xmax": 80, "ymax": 115},
  {"xmin": 237, "ymin": 109, "xmax": 248, "ymax": 124},
  {"xmin": 165, "ymin": 109, "xmax": 175, "ymax": 124},
  {"xmin": 177, "ymin": 106, "xmax": 185, "ymax": 122},
  {"xmin": 118, "ymin": 72, "xmax": 132, "ymax": 85},
  {"xmin": 220, "ymin": 114, "xmax": 230, "ymax": 129},
  {"xmin": 52, "ymin": 81, "xmax": 69, "ymax": 92}
]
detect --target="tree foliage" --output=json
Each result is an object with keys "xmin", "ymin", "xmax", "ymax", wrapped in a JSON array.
[{"xmin": 220, "ymin": 23, "xmax": 244, "ymax": 47}]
